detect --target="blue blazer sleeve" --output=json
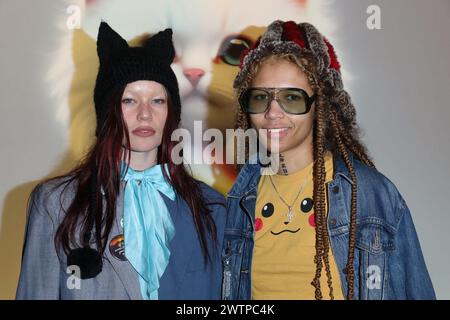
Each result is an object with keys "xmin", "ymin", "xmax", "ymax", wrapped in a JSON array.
[{"xmin": 16, "ymin": 185, "xmax": 61, "ymax": 300}]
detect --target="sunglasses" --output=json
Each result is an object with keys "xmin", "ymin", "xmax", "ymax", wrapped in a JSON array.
[{"xmin": 239, "ymin": 87, "xmax": 316, "ymax": 115}]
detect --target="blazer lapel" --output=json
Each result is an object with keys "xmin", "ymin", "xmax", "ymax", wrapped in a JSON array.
[
  {"xmin": 105, "ymin": 189, "xmax": 142, "ymax": 300},
  {"xmin": 105, "ymin": 188, "xmax": 197, "ymax": 300},
  {"xmin": 158, "ymin": 193, "xmax": 197, "ymax": 299}
]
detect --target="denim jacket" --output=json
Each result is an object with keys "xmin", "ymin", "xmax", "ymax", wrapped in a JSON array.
[{"xmin": 222, "ymin": 154, "xmax": 435, "ymax": 300}]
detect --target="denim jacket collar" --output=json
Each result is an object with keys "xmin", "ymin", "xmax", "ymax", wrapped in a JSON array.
[{"xmin": 227, "ymin": 152, "xmax": 355, "ymax": 198}]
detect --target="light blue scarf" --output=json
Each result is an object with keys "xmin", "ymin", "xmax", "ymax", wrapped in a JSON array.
[{"xmin": 121, "ymin": 163, "xmax": 176, "ymax": 300}]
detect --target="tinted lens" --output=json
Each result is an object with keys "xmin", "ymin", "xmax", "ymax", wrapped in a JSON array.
[
  {"xmin": 242, "ymin": 89, "xmax": 270, "ymax": 113},
  {"xmin": 278, "ymin": 89, "xmax": 308, "ymax": 114},
  {"xmin": 240, "ymin": 88, "xmax": 313, "ymax": 114}
]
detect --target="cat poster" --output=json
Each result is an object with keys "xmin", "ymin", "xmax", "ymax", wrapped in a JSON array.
[
  {"xmin": 0, "ymin": 0, "xmax": 337, "ymax": 299},
  {"xmin": 53, "ymin": 0, "xmax": 335, "ymax": 193}
]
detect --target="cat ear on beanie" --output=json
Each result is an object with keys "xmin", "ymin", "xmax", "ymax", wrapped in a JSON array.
[
  {"xmin": 143, "ymin": 28, "xmax": 175, "ymax": 64},
  {"xmin": 96, "ymin": 21, "xmax": 129, "ymax": 63}
]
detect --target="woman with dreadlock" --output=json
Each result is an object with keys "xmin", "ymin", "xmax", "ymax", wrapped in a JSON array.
[{"xmin": 221, "ymin": 20, "xmax": 435, "ymax": 300}]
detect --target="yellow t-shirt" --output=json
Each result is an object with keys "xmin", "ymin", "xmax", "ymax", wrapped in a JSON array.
[{"xmin": 252, "ymin": 152, "xmax": 344, "ymax": 299}]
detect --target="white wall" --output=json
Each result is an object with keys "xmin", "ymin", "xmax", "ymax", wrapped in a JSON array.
[{"xmin": 334, "ymin": 0, "xmax": 450, "ymax": 299}]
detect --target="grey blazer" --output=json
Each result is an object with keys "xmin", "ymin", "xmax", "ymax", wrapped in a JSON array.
[{"xmin": 16, "ymin": 177, "xmax": 226, "ymax": 300}]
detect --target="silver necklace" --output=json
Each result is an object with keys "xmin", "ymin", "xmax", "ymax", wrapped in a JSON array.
[{"xmin": 268, "ymin": 165, "xmax": 314, "ymax": 223}]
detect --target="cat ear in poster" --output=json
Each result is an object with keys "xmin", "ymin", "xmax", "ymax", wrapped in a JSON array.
[{"xmin": 96, "ymin": 21, "xmax": 129, "ymax": 63}]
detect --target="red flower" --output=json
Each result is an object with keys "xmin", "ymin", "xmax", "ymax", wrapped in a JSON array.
[
  {"xmin": 323, "ymin": 37, "xmax": 341, "ymax": 72},
  {"xmin": 239, "ymin": 48, "xmax": 249, "ymax": 69},
  {"xmin": 239, "ymin": 38, "xmax": 260, "ymax": 68},
  {"xmin": 282, "ymin": 21, "xmax": 306, "ymax": 49}
]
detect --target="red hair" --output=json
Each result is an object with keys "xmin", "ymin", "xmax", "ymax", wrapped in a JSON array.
[{"xmin": 50, "ymin": 85, "xmax": 217, "ymax": 262}]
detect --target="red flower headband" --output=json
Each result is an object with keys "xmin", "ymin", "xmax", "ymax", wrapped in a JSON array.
[
  {"xmin": 239, "ymin": 21, "xmax": 341, "ymax": 72},
  {"xmin": 281, "ymin": 21, "xmax": 306, "ymax": 48}
]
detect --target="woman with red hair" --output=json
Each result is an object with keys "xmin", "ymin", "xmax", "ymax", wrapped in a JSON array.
[{"xmin": 16, "ymin": 22, "xmax": 225, "ymax": 300}]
